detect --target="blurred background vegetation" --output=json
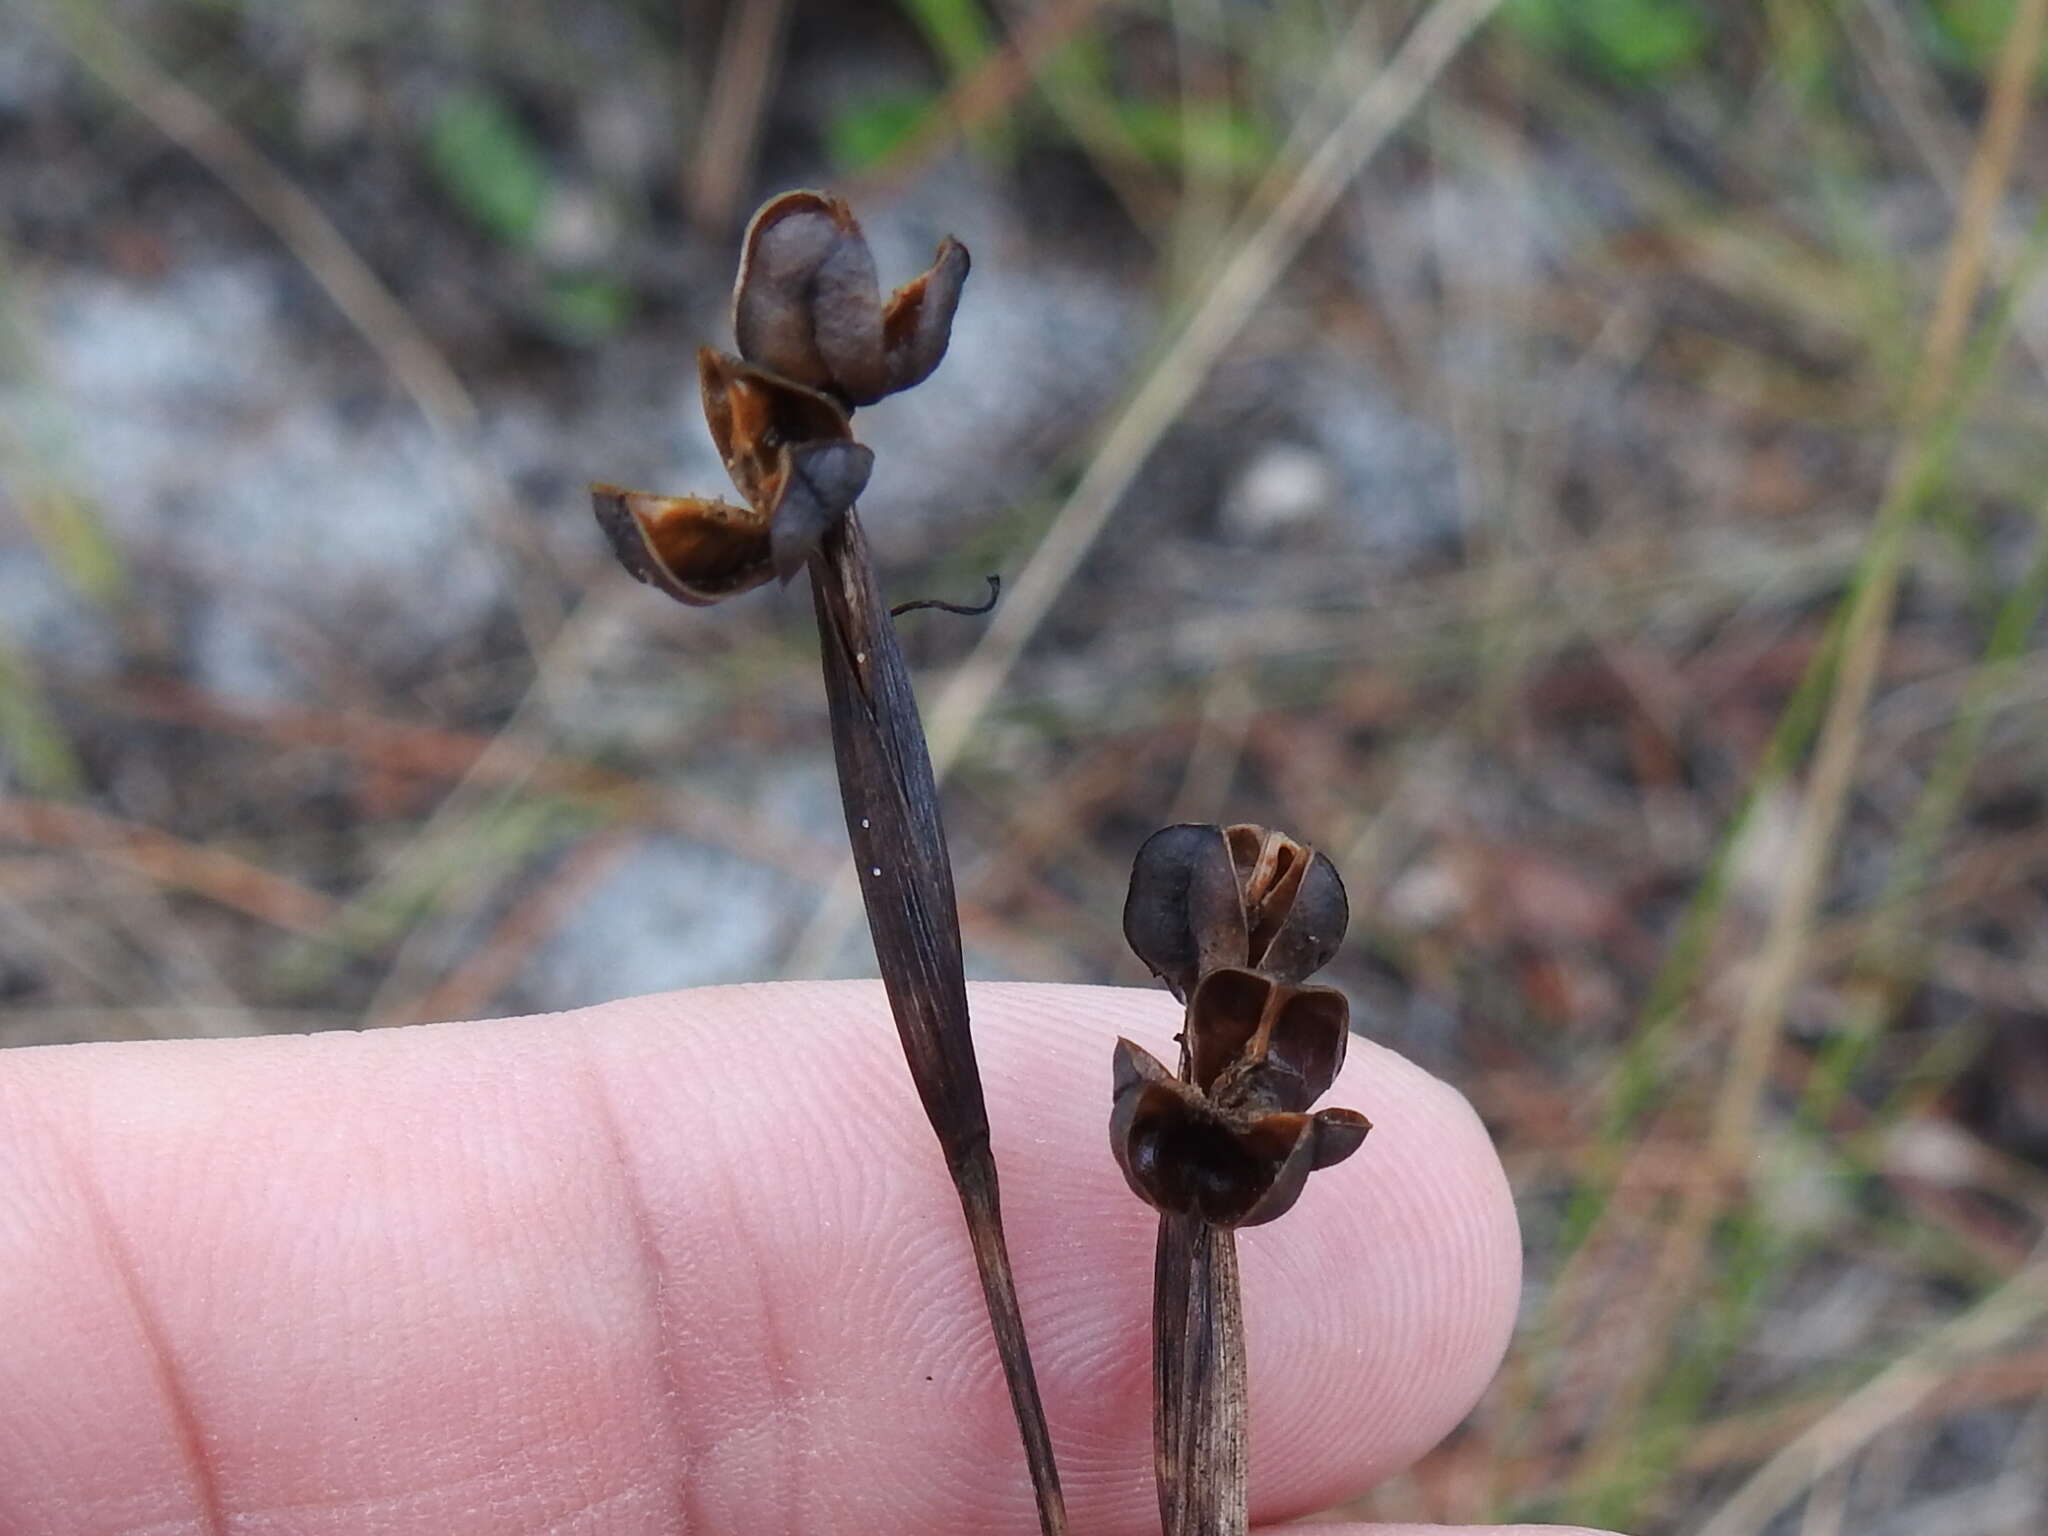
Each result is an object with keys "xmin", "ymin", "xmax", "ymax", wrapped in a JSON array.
[{"xmin": 4, "ymin": 0, "xmax": 2048, "ymax": 1530}]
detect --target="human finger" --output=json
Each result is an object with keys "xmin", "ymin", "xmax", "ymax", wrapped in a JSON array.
[{"xmin": 0, "ymin": 981, "xmax": 1520, "ymax": 1534}]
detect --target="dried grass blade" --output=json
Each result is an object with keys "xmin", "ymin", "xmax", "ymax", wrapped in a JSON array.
[
  {"xmin": 1154, "ymin": 1212, "xmax": 1248, "ymax": 1536},
  {"xmin": 807, "ymin": 507, "xmax": 1068, "ymax": 1536}
]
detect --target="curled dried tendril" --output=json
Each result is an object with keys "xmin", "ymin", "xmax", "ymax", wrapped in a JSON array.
[
  {"xmin": 591, "ymin": 189, "xmax": 968, "ymax": 604},
  {"xmin": 1111, "ymin": 824, "xmax": 1369, "ymax": 1228}
]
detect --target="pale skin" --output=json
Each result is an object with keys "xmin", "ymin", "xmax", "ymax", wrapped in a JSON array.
[{"xmin": 0, "ymin": 982, "xmax": 1621, "ymax": 1536}]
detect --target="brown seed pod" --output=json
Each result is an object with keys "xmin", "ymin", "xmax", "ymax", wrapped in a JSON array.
[
  {"xmin": 733, "ymin": 190, "xmax": 970, "ymax": 408},
  {"xmin": 1223, "ymin": 823, "xmax": 1349, "ymax": 985},
  {"xmin": 591, "ymin": 349, "xmax": 876, "ymax": 602},
  {"xmin": 1110, "ymin": 1034, "xmax": 1369, "ymax": 1228},
  {"xmin": 1123, "ymin": 822, "xmax": 1349, "ymax": 999},
  {"xmin": 589, "ymin": 485, "xmax": 775, "ymax": 607},
  {"xmin": 1112, "ymin": 824, "xmax": 1368, "ymax": 1228},
  {"xmin": 589, "ymin": 192, "xmax": 971, "ymax": 608},
  {"xmin": 1187, "ymin": 965, "xmax": 1351, "ymax": 1114},
  {"xmin": 698, "ymin": 348, "xmax": 875, "ymax": 580}
]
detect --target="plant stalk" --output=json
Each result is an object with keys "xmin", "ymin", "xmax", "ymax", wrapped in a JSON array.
[
  {"xmin": 807, "ymin": 507, "xmax": 1068, "ymax": 1536},
  {"xmin": 1154, "ymin": 1212, "xmax": 1247, "ymax": 1536}
]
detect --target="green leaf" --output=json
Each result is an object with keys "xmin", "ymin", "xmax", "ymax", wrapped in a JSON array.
[
  {"xmin": 891, "ymin": 0, "xmax": 1014, "ymax": 158},
  {"xmin": 541, "ymin": 274, "xmax": 630, "ymax": 342},
  {"xmin": 1505, "ymin": 0, "xmax": 1712, "ymax": 82},
  {"xmin": 1041, "ymin": 26, "xmax": 1113, "ymax": 99},
  {"xmin": 827, "ymin": 91, "xmax": 936, "ymax": 172},
  {"xmin": 23, "ymin": 486, "xmax": 124, "ymax": 605},
  {"xmin": 894, "ymin": 0, "xmax": 995, "ymax": 76},
  {"xmin": 1929, "ymin": 0, "xmax": 2048, "ymax": 76},
  {"xmin": 1502, "ymin": 0, "xmax": 1573, "ymax": 51},
  {"xmin": 0, "ymin": 645, "xmax": 81, "ymax": 794},
  {"xmin": 426, "ymin": 87, "xmax": 549, "ymax": 248},
  {"xmin": 1114, "ymin": 100, "xmax": 1276, "ymax": 176}
]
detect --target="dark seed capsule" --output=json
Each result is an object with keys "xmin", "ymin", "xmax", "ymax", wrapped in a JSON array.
[
  {"xmin": 1123, "ymin": 823, "xmax": 1349, "ymax": 999},
  {"xmin": 587, "ymin": 348, "xmax": 873, "ymax": 606},
  {"xmin": 1123, "ymin": 824, "xmax": 1250, "ymax": 1001},
  {"xmin": 733, "ymin": 190, "xmax": 970, "ymax": 410},
  {"xmin": 1109, "ymin": 1035, "xmax": 1371, "ymax": 1229},
  {"xmin": 1221, "ymin": 824, "xmax": 1349, "ymax": 984},
  {"xmin": 1186, "ymin": 966, "xmax": 1351, "ymax": 1113},
  {"xmin": 589, "ymin": 485, "xmax": 773, "ymax": 607},
  {"xmin": 1114, "ymin": 822, "xmax": 1367, "ymax": 1232}
]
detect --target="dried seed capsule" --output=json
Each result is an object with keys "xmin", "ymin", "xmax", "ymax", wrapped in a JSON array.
[
  {"xmin": 734, "ymin": 191, "xmax": 886, "ymax": 403},
  {"xmin": 1123, "ymin": 823, "xmax": 1349, "ymax": 998},
  {"xmin": 1114, "ymin": 823, "xmax": 1367, "ymax": 1228},
  {"xmin": 590, "ymin": 193, "xmax": 969, "ymax": 607},
  {"xmin": 590, "ymin": 349, "xmax": 876, "ymax": 602},
  {"xmin": 590, "ymin": 486, "xmax": 774, "ymax": 606},
  {"xmin": 1222, "ymin": 823, "xmax": 1349, "ymax": 984},
  {"xmin": 1122, "ymin": 824, "xmax": 1247, "ymax": 1001},
  {"xmin": 701, "ymin": 349, "xmax": 873, "ymax": 580},
  {"xmin": 1109, "ymin": 1036, "xmax": 1371, "ymax": 1228},
  {"xmin": 1187, "ymin": 966, "xmax": 1351, "ymax": 1114},
  {"xmin": 878, "ymin": 236, "xmax": 970, "ymax": 397},
  {"xmin": 733, "ymin": 190, "xmax": 970, "ymax": 409}
]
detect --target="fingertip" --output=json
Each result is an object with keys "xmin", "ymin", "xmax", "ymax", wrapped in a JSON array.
[
  {"xmin": 515, "ymin": 981, "xmax": 1526, "ymax": 1526},
  {"xmin": 1231, "ymin": 1029, "xmax": 1522, "ymax": 1519},
  {"xmin": 1257, "ymin": 1033, "xmax": 1521, "ymax": 1495}
]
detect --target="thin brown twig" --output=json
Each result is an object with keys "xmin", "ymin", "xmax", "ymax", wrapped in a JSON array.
[
  {"xmin": 1154, "ymin": 1212, "xmax": 1247, "ymax": 1536},
  {"xmin": 1848, "ymin": 0, "xmax": 2048, "ymax": 376},
  {"xmin": 921, "ymin": 0, "xmax": 1504, "ymax": 777},
  {"xmin": 683, "ymin": 0, "xmax": 793, "ymax": 234},
  {"xmin": 69, "ymin": 673, "xmax": 1074, "ymax": 981},
  {"xmin": 807, "ymin": 508, "xmax": 1068, "ymax": 1535},
  {"xmin": 1682, "ymin": 1343, "xmax": 2048, "ymax": 1475},
  {"xmin": 0, "ymin": 796, "xmax": 336, "ymax": 934},
  {"xmin": 72, "ymin": 676, "xmax": 837, "ymax": 881},
  {"xmin": 1393, "ymin": 1333, "xmax": 2048, "ymax": 1520},
  {"xmin": 1697, "ymin": 1245, "xmax": 2048, "ymax": 1536}
]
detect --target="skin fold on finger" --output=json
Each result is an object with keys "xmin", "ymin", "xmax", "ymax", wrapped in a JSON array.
[{"xmin": 0, "ymin": 982, "xmax": 1522, "ymax": 1536}]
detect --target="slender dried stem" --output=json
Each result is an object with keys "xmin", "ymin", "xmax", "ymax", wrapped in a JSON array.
[
  {"xmin": 806, "ymin": 508, "xmax": 1068, "ymax": 1536},
  {"xmin": 1154, "ymin": 1212, "xmax": 1248, "ymax": 1536},
  {"xmin": 682, "ymin": 0, "xmax": 791, "ymax": 233}
]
